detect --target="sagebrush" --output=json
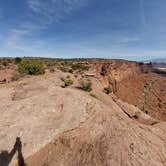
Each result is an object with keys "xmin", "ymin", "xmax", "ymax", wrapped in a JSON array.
[{"xmin": 18, "ymin": 59, "xmax": 45, "ymax": 75}]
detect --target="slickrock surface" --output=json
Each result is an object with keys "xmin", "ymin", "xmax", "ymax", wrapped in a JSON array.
[
  {"xmin": 26, "ymin": 95, "xmax": 166, "ymax": 166},
  {"xmin": 0, "ymin": 61, "xmax": 165, "ymax": 166},
  {"xmin": 0, "ymin": 72, "xmax": 103, "ymax": 165}
]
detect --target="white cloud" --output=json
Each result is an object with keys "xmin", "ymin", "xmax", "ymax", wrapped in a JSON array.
[
  {"xmin": 10, "ymin": 29, "xmax": 30, "ymax": 36},
  {"xmin": 4, "ymin": 0, "xmax": 89, "ymax": 48},
  {"xmin": 27, "ymin": 0, "xmax": 87, "ymax": 24},
  {"xmin": 3, "ymin": 28, "xmax": 45, "ymax": 53},
  {"xmin": 1, "ymin": 0, "xmax": 91, "ymax": 55},
  {"xmin": 117, "ymin": 36, "xmax": 140, "ymax": 44}
]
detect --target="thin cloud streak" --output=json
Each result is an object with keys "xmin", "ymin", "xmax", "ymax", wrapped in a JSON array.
[
  {"xmin": 3, "ymin": 0, "xmax": 89, "ymax": 51},
  {"xmin": 3, "ymin": 28, "xmax": 45, "ymax": 52},
  {"xmin": 27, "ymin": 0, "xmax": 88, "ymax": 23}
]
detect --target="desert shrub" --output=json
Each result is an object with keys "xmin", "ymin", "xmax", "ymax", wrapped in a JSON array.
[
  {"xmin": 80, "ymin": 80, "xmax": 92, "ymax": 92},
  {"xmin": 46, "ymin": 60, "xmax": 56, "ymax": 68},
  {"xmin": 45, "ymin": 61, "xmax": 56, "ymax": 72},
  {"xmin": 59, "ymin": 66, "xmax": 69, "ymax": 73},
  {"xmin": 64, "ymin": 79, "xmax": 73, "ymax": 87},
  {"xmin": 71, "ymin": 63, "xmax": 90, "ymax": 71},
  {"xmin": 60, "ymin": 61, "xmax": 71, "ymax": 66},
  {"xmin": 103, "ymin": 86, "xmax": 112, "ymax": 94},
  {"xmin": 4, "ymin": 58, "xmax": 13, "ymax": 64},
  {"xmin": 61, "ymin": 62, "xmax": 65, "ymax": 66},
  {"xmin": 15, "ymin": 57, "xmax": 22, "ymax": 64},
  {"xmin": 68, "ymin": 69, "xmax": 73, "ymax": 73},
  {"xmin": 0, "ymin": 58, "xmax": 12, "ymax": 66},
  {"xmin": 2, "ymin": 61, "xmax": 8, "ymax": 67},
  {"xmin": 61, "ymin": 77, "xmax": 74, "ymax": 88},
  {"xmin": 18, "ymin": 59, "xmax": 45, "ymax": 75},
  {"xmin": 11, "ymin": 73, "xmax": 22, "ymax": 81}
]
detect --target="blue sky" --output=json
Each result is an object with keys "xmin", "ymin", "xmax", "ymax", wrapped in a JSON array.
[{"xmin": 0, "ymin": 0, "xmax": 166, "ymax": 60}]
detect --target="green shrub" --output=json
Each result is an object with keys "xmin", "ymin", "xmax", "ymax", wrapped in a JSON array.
[
  {"xmin": 64, "ymin": 79, "xmax": 73, "ymax": 87},
  {"xmin": 61, "ymin": 77, "xmax": 74, "ymax": 88},
  {"xmin": 2, "ymin": 61, "xmax": 8, "ymax": 67},
  {"xmin": 103, "ymin": 86, "xmax": 112, "ymax": 94},
  {"xmin": 80, "ymin": 80, "xmax": 92, "ymax": 92},
  {"xmin": 71, "ymin": 63, "xmax": 90, "ymax": 71},
  {"xmin": 15, "ymin": 57, "xmax": 22, "ymax": 64},
  {"xmin": 18, "ymin": 59, "xmax": 45, "ymax": 75}
]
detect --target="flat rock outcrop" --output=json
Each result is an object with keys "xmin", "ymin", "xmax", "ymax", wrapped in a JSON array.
[{"xmin": 26, "ymin": 94, "xmax": 166, "ymax": 166}]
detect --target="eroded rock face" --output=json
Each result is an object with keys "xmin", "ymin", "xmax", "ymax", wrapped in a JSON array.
[
  {"xmin": 26, "ymin": 98, "xmax": 166, "ymax": 166},
  {"xmin": 90, "ymin": 60, "xmax": 166, "ymax": 122},
  {"xmin": 115, "ymin": 73, "xmax": 166, "ymax": 121},
  {"xmin": 92, "ymin": 60, "xmax": 141, "ymax": 93},
  {"xmin": 100, "ymin": 63, "xmax": 111, "ymax": 76},
  {"xmin": 92, "ymin": 60, "xmax": 141, "ymax": 82}
]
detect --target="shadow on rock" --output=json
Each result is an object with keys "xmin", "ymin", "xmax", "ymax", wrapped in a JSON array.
[{"xmin": 0, "ymin": 137, "xmax": 25, "ymax": 166}]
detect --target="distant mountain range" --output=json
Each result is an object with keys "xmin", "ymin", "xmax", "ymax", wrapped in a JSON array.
[
  {"xmin": 151, "ymin": 58, "xmax": 166, "ymax": 63},
  {"xmin": 144, "ymin": 58, "xmax": 166, "ymax": 68},
  {"xmin": 152, "ymin": 59, "xmax": 166, "ymax": 68},
  {"xmin": 144, "ymin": 58, "xmax": 166, "ymax": 63}
]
